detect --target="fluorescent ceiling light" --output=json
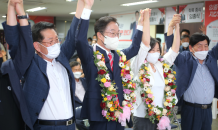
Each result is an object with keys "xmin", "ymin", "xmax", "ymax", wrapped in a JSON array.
[
  {"xmin": 66, "ymin": 0, "xmax": 75, "ymax": 2},
  {"xmin": 69, "ymin": 12, "xmax": 76, "ymax": 14},
  {"xmin": 70, "ymin": 10, "xmax": 93, "ymax": 14},
  {"xmin": 2, "ymin": 16, "xmax": 6, "ymax": 18},
  {"xmin": 121, "ymin": 0, "xmax": 158, "ymax": 6},
  {"xmin": 26, "ymin": 7, "xmax": 47, "ymax": 12}
]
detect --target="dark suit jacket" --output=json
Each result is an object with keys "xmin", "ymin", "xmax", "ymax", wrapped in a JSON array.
[
  {"xmin": 76, "ymin": 18, "xmax": 142, "ymax": 121},
  {"xmin": 1, "ymin": 22, "xmax": 34, "ymax": 129},
  {"xmin": 6, "ymin": 16, "xmax": 79, "ymax": 125},
  {"xmin": 75, "ymin": 78, "xmax": 88, "ymax": 108},
  {"xmin": 165, "ymin": 34, "xmax": 218, "ymax": 105},
  {"xmin": 130, "ymin": 21, "xmax": 137, "ymax": 40},
  {"xmin": 181, "ymin": 14, "xmax": 185, "ymax": 23},
  {"xmin": 159, "ymin": 17, "xmax": 165, "ymax": 24}
]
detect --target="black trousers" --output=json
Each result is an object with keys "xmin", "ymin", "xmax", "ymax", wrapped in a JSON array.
[
  {"xmin": 0, "ymin": 74, "xmax": 24, "ymax": 130},
  {"xmin": 181, "ymin": 102, "xmax": 212, "ymax": 130},
  {"xmin": 133, "ymin": 116, "xmax": 158, "ymax": 130}
]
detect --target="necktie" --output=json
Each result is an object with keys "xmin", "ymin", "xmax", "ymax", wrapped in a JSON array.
[{"xmin": 108, "ymin": 53, "xmax": 113, "ymax": 71}]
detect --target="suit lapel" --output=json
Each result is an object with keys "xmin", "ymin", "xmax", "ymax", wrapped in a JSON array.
[{"xmin": 36, "ymin": 54, "xmax": 48, "ymax": 77}]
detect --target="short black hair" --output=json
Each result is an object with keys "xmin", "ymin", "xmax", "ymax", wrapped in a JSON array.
[
  {"xmin": 94, "ymin": 16, "xmax": 118, "ymax": 35},
  {"xmin": 32, "ymin": 22, "xmax": 55, "ymax": 42},
  {"xmin": 149, "ymin": 37, "xmax": 162, "ymax": 54},
  {"xmin": 70, "ymin": 61, "xmax": 81, "ymax": 69},
  {"xmin": 135, "ymin": 11, "xmax": 139, "ymax": 15},
  {"xmin": 189, "ymin": 33, "xmax": 210, "ymax": 47},
  {"xmin": 88, "ymin": 37, "xmax": 92, "ymax": 41},
  {"xmin": 156, "ymin": 38, "xmax": 161, "ymax": 44},
  {"xmin": 180, "ymin": 35, "xmax": 190, "ymax": 40},
  {"xmin": 180, "ymin": 29, "xmax": 190, "ymax": 35}
]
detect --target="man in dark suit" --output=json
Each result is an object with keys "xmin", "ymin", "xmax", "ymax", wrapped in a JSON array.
[
  {"xmin": 70, "ymin": 61, "xmax": 88, "ymax": 108},
  {"xmin": 159, "ymin": 12, "xmax": 165, "ymax": 24},
  {"xmin": 3, "ymin": 0, "xmax": 85, "ymax": 129},
  {"xmin": 181, "ymin": 9, "xmax": 185, "ymax": 23},
  {"xmin": 0, "ymin": 0, "xmax": 34, "ymax": 129},
  {"xmin": 70, "ymin": 61, "xmax": 88, "ymax": 130},
  {"xmin": 130, "ymin": 11, "xmax": 139, "ymax": 40},
  {"xmin": 166, "ymin": 25, "xmax": 218, "ymax": 130},
  {"xmin": 76, "ymin": 1, "xmax": 150, "ymax": 129}
]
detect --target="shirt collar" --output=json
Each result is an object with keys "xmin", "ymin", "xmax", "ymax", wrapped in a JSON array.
[
  {"xmin": 44, "ymin": 58, "xmax": 56, "ymax": 65},
  {"xmin": 96, "ymin": 44, "xmax": 111, "ymax": 55}
]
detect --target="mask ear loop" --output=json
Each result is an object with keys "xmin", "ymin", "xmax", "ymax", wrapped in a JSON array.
[
  {"xmin": 100, "ymin": 32, "xmax": 107, "ymax": 46},
  {"xmin": 37, "ymin": 42, "xmax": 48, "ymax": 56}
]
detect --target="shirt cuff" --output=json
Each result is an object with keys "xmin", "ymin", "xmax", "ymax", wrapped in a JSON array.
[
  {"xmin": 141, "ymin": 42, "xmax": 151, "ymax": 51},
  {"xmin": 168, "ymin": 47, "xmax": 179, "ymax": 56},
  {"xmin": 137, "ymin": 25, "xmax": 143, "ymax": 31},
  {"xmin": 81, "ymin": 8, "xmax": 92, "ymax": 20}
]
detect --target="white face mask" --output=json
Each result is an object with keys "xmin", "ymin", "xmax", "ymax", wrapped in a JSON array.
[
  {"xmin": 192, "ymin": 48, "xmax": 208, "ymax": 60},
  {"xmin": 73, "ymin": 72, "xmax": 82, "ymax": 79},
  {"xmin": 146, "ymin": 52, "xmax": 160, "ymax": 64},
  {"xmin": 39, "ymin": 43, "xmax": 61, "ymax": 59},
  {"xmin": 182, "ymin": 42, "xmax": 189, "ymax": 47},
  {"xmin": 104, "ymin": 36, "xmax": 119, "ymax": 50},
  {"xmin": 88, "ymin": 41, "xmax": 92, "ymax": 45}
]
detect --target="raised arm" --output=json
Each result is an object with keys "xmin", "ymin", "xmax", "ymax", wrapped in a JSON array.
[
  {"xmin": 60, "ymin": 0, "xmax": 85, "ymax": 60},
  {"xmin": 75, "ymin": 0, "xmax": 94, "ymax": 64},
  {"xmin": 4, "ymin": 0, "xmax": 35, "ymax": 78},
  {"xmin": 142, "ymin": 8, "xmax": 151, "ymax": 48},
  {"xmin": 163, "ymin": 23, "xmax": 180, "ymax": 66},
  {"xmin": 165, "ymin": 14, "xmax": 181, "ymax": 50},
  {"xmin": 131, "ymin": 9, "xmax": 151, "ymax": 77}
]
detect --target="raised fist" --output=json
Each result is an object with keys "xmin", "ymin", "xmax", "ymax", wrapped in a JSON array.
[{"xmin": 169, "ymin": 14, "xmax": 181, "ymax": 28}]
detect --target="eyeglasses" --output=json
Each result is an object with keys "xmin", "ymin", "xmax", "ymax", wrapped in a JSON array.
[
  {"xmin": 102, "ymin": 31, "xmax": 120, "ymax": 38},
  {"xmin": 40, "ymin": 38, "xmax": 59, "ymax": 45}
]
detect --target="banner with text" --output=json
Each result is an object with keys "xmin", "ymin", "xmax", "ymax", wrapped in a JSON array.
[
  {"xmin": 205, "ymin": 1, "xmax": 218, "ymax": 50},
  {"xmin": 179, "ymin": 3, "xmax": 204, "ymax": 23}
]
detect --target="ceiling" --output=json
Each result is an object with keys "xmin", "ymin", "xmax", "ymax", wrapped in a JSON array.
[{"xmin": 0, "ymin": 0, "xmax": 207, "ymax": 21}]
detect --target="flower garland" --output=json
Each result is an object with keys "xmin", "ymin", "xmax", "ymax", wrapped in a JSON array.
[
  {"xmin": 93, "ymin": 50, "xmax": 136, "ymax": 125},
  {"xmin": 137, "ymin": 58, "xmax": 177, "ymax": 123}
]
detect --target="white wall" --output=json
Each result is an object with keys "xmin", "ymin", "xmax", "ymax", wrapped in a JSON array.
[
  {"xmin": 0, "ymin": 18, "xmax": 6, "ymax": 30},
  {"xmin": 55, "ymin": 20, "xmax": 95, "ymax": 42}
]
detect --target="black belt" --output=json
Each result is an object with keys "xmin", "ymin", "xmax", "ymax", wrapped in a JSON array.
[
  {"xmin": 184, "ymin": 101, "xmax": 212, "ymax": 109},
  {"xmin": 37, "ymin": 118, "xmax": 74, "ymax": 126}
]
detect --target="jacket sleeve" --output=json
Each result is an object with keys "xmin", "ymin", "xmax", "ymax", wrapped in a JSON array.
[
  {"xmin": 76, "ymin": 18, "xmax": 93, "ymax": 64},
  {"xmin": 3, "ymin": 22, "xmax": 35, "ymax": 78},
  {"xmin": 209, "ymin": 42, "xmax": 218, "ymax": 60},
  {"xmin": 164, "ymin": 33, "xmax": 174, "ymax": 50},
  {"xmin": 60, "ymin": 16, "xmax": 80, "ymax": 60},
  {"xmin": 122, "ymin": 29, "xmax": 143, "ymax": 61},
  {"xmin": 2, "ymin": 22, "xmax": 19, "ymax": 59}
]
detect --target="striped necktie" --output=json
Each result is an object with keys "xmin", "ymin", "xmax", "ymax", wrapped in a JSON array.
[{"xmin": 108, "ymin": 53, "xmax": 113, "ymax": 71}]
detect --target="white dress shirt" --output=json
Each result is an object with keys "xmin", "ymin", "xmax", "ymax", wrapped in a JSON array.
[
  {"xmin": 75, "ymin": 79, "xmax": 86, "ymax": 102},
  {"xmin": 131, "ymin": 43, "xmax": 179, "ymax": 117},
  {"xmin": 38, "ymin": 59, "xmax": 73, "ymax": 120}
]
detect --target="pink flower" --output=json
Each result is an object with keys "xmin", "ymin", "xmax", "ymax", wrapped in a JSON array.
[
  {"xmin": 123, "ymin": 89, "xmax": 132, "ymax": 94},
  {"xmin": 102, "ymin": 110, "xmax": 107, "ymax": 117},
  {"xmin": 107, "ymin": 95, "xmax": 112, "ymax": 100},
  {"xmin": 148, "ymin": 94, "xmax": 153, "ymax": 98},
  {"xmin": 159, "ymin": 58, "xmax": 164, "ymax": 62},
  {"xmin": 119, "ymin": 56, "xmax": 122, "ymax": 60},
  {"xmin": 146, "ymin": 101, "xmax": 150, "ymax": 104},
  {"xmin": 151, "ymin": 102, "xmax": 155, "ymax": 106},
  {"xmin": 143, "ymin": 78, "xmax": 146, "ymax": 82},
  {"xmin": 104, "ymin": 82, "xmax": 111, "ymax": 87},
  {"xmin": 144, "ymin": 60, "xmax": 147, "ymax": 63},
  {"xmin": 125, "ymin": 74, "xmax": 131, "ymax": 80},
  {"xmin": 97, "ymin": 55, "xmax": 102, "ymax": 59},
  {"xmin": 171, "ymin": 89, "xmax": 176, "ymax": 94}
]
